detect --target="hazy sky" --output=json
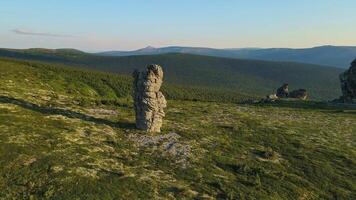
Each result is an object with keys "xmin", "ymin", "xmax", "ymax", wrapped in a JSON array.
[{"xmin": 1, "ymin": 0, "xmax": 356, "ymax": 51}]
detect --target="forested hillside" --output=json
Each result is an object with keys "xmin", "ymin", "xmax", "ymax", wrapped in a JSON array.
[{"xmin": 0, "ymin": 49, "xmax": 344, "ymax": 100}]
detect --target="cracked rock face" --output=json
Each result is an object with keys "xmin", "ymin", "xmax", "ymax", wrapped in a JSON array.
[
  {"xmin": 340, "ymin": 59, "xmax": 356, "ymax": 103},
  {"xmin": 132, "ymin": 64, "xmax": 167, "ymax": 132}
]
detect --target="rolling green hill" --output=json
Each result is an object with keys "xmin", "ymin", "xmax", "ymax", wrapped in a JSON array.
[
  {"xmin": 1, "ymin": 57, "xmax": 355, "ymax": 199},
  {"xmin": 0, "ymin": 58, "xmax": 254, "ymax": 104},
  {"xmin": 0, "ymin": 48, "xmax": 344, "ymax": 100}
]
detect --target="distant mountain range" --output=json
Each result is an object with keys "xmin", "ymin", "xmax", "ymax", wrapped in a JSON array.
[
  {"xmin": 0, "ymin": 48, "xmax": 343, "ymax": 100},
  {"xmin": 97, "ymin": 45, "xmax": 356, "ymax": 68}
]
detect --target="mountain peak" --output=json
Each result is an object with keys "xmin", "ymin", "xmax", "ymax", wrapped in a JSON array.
[{"xmin": 143, "ymin": 46, "xmax": 156, "ymax": 50}]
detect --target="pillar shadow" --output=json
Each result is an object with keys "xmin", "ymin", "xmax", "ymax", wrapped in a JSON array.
[{"xmin": 0, "ymin": 95, "xmax": 136, "ymax": 129}]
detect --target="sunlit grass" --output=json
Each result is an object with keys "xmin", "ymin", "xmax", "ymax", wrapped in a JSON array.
[{"xmin": 0, "ymin": 58, "xmax": 355, "ymax": 199}]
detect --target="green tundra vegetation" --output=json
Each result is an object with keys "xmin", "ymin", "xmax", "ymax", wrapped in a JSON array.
[
  {"xmin": 0, "ymin": 58, "xmax": 355, "ymax": 199},
  {"xmin": 0, "ymin": 48, "xmax": 344, "ymax": 100}
]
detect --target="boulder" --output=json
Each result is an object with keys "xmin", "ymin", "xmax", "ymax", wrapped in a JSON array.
[
  {"xmin": 133, "ymin": 64, "xmax": 167, "ymax": 132},
  {"xmin": 289, "ymin": 89, "xmax": 308, "ymax": 100},
  {"xmin": 266, "ymin": 94, "xmax": 278, "ymax": 101},
  {"xmin": 340, "ymin": 59, "xmax": 356, "ymax": 103},
  {"xmin": 276, "ymin": 83, "xmax": 289, "ymax": 98}
]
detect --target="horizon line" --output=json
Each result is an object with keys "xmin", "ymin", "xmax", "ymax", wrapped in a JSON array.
[{"xmin": 1, "ymin": 44, "xmax": 356, "ymax": 53}]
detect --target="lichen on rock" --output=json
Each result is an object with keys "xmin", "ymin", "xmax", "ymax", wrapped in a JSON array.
[{"xmin": 132, "ymin": 64, "xmax": 167, "ymax": 132}]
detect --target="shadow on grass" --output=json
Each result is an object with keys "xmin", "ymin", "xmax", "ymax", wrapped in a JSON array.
[
  {"xmin": 243, "ymin": 100, "xmax": 356, "ymax": 113},
  {"xmin": 0, "ymin": 95, "xmax": 136, "ymax": 129}
]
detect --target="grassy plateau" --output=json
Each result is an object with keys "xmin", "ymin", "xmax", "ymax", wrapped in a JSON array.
[{"xmin": 0, "ymin": 58, "xmax": 355, "ymax": 199}]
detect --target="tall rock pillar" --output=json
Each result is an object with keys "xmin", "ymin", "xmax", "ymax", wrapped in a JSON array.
[
  {"xmin": 132, "ymin": 64, "xmax": 167, "ymax": 132},
  {"xmin": 340, "ymin": 59, "xmax": 356, "ymax": 103}
]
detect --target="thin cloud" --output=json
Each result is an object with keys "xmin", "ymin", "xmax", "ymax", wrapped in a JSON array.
[{"xmin": 11, "ymin": 29, "xmax": 74, "ymax": 37}]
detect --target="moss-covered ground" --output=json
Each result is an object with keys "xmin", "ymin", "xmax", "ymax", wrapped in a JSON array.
[{"xmin": 0, "ymin": 59, "xmax": 355, "ymax": 199}]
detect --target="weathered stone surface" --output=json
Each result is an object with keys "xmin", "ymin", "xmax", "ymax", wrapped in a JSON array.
[
  {"xmin": 276, "ymin": 83, "xmax": 289, "ymax": 98},
  {"xmin": 289, "ymin": 89, "xmax": 308, "ymax": 100},
  {"xmin": 133, "ymin": 64, "xmax": 167, "ymax": 132},
  {"xmin": 340, "ymin": 59, "xmax": 356, "ymax": 103}
]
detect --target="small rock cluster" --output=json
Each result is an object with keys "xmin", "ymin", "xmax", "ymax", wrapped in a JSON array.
[
  {"xmin": 128, "ymin": 132, "xmax": 180, "ymax": 147},
  {"xmin": 128, "ymin": 132, "xmax": 191, "ymax": 167},
  {"xmin": 132, "ymin": 64, "xmax": 167, "ymax": 132},
  {"xmin": 339, "ymin": 59, "xmax": 356, "ymax": 103},
  {"xmin": 266, "ymin": 84, "xmax": 308, "ymax": 101}
]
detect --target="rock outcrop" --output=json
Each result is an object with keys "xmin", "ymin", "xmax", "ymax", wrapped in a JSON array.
[
  {"xmin": 264, "ymin": 84, "xmax": 308, "ymax": 102},
  {"xmin": 340, "ymin": 59, "xmax": 356, "ymax": 103},
  {"xmin": 276, "ymin": 83, "xmax": 289, "ymax": 98},
  {"xmin": 289, "ymin": 89, "xmax": 308, "ymax": 100},
  {"xmin": 133, "ymin": 64, "xmax": 167, "ymax": 132}
]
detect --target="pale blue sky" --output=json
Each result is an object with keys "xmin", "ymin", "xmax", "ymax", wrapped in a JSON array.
[{"xmin": 1, "ymin": 0, "xmax": 356, "ymax": 51}]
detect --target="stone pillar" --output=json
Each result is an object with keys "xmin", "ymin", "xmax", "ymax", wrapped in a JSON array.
[
  {"xmin": 133, "ymin": 64, "xmax": 167, "ymax": 132},
  {"xmin": 340, "ymin": 59, "xmax": 356, "ymax": 102}
]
